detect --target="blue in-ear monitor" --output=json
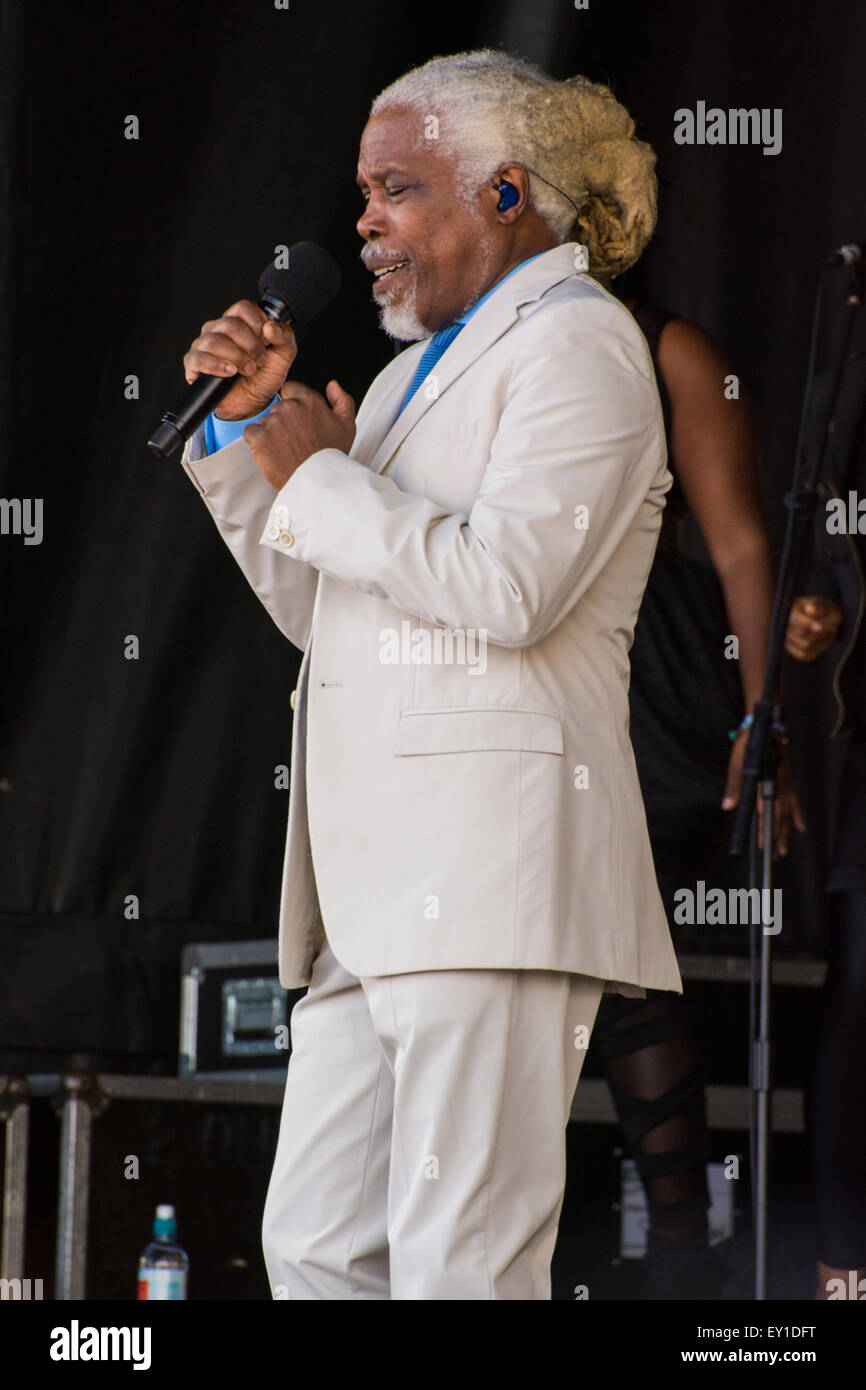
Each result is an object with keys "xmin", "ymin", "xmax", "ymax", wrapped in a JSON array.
[{"xmin": 496, "ymin": 180, "xmax": 519, "ymax": 211}]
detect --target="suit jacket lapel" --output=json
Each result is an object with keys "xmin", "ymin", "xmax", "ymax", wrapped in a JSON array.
[
  {"xmin": 363, "ymin": 243, "xmax": 583, "ymax": 477},
  {"xmin": 350, "ymin": 345, "xmax": 423, "ymax": 467}
]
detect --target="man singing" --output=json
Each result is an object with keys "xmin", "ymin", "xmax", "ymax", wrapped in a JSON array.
[{"xmin": 180, "ymin": 50, "xmax": 681, "ymax": 1300}]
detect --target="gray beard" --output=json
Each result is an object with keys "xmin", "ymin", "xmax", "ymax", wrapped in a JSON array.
[
  {"xmin": 372, "ymin": 264, "xmax": 432, "ymax": 342},
  {"xmin": 377, "ymin": 298, "xmax": 432, "ymax": 343}
]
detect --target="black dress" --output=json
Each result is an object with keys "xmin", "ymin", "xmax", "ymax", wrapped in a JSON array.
[
  {"xmin": 626, "ymin": 304, "xmax": 744, "ymax": 890},
  {"xmin": 586, "ymin": 304, "xmax": 741, "ymax": 1298}
]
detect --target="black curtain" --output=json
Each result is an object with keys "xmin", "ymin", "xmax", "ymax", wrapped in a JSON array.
[{"xmin": 2, "ymin": 0, "xmax": 864, "ymax": 1069}]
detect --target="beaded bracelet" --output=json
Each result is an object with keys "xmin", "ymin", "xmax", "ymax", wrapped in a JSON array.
[
  {"xmin": 728, "ymin": 713, "xmax": 788, "ymax": 744},
  {"xmin": 728, "ymin": 714, "xmax": 753, "ymax": 742}
]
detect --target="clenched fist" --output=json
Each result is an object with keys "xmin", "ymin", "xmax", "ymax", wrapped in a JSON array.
[
  {"xmin": 183, "ymin": 299, "xmax": 298, "ymax": 421},
  {"xmin": 785, "ymin": 595, "xmax": 843, "ymax": 662},
  {"xmin": 245, "ymin": 380, "xmax": 356, "ymax": 490}
]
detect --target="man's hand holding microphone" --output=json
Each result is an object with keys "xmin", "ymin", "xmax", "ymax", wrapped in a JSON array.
[{"xmin": 183, "ymin": 299, "xmax": 356, "ymax": 490}]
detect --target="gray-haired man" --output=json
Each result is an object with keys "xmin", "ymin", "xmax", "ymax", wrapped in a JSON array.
[{"xmin": 181, "ymin": 50, "xmax": 679, "ymax": 1299}]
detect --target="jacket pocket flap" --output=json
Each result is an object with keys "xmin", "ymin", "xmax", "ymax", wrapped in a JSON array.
[{"xmin": 394, "ymin": 707, "xmax": 564, "ymax": 755}]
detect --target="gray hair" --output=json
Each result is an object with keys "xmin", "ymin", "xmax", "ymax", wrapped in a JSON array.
[{"xmin": 370, "ymin": 50, "xmax": 657, "ymax": 277}]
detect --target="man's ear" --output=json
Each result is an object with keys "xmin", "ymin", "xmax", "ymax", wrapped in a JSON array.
[{"xmin": 489, "ymin": 164, "xmax": 532, "ymax": 222}]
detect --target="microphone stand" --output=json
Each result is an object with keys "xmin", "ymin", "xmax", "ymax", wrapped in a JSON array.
[{"xmin": 729, "ymin": 250, "xmax": 864, "ymax": 1300}]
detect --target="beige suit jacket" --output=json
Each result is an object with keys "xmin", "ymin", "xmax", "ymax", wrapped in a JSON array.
[{"xmin": 182, "ymin": 243, "xmax": 682, "ymax": 997}]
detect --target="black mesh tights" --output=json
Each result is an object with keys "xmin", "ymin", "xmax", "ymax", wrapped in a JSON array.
[{"xmin": 592, "ymin": 988, "xmax": 726, "ymax": 1299}]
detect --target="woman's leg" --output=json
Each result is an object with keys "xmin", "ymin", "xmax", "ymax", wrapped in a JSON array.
[{"xmin": 593, "ymin": 989, "xmax": 725, "ymax": 1299}]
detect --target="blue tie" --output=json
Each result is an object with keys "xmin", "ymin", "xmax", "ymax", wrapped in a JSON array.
[{"xmin": 397, "ymin": 323, "xmax": 464, "ymax": 416}]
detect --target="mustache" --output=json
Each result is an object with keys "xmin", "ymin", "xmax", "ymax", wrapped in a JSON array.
[{"xmin": 360, "ymin": 245, "xmax": 413, "ymax": 270}]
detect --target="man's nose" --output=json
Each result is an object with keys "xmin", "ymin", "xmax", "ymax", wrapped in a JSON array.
[{"xmin": 357, "ymin": 195, "xmax": 389, "ymax": 241}]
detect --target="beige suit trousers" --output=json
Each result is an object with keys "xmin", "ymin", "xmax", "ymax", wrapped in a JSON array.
[{"xmin": 262, "ymin": 930, "xmax": 604, "ymax": 1300}]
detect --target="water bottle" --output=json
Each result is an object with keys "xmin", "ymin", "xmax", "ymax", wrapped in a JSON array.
[{"xmin": 137, "ymin": 1204, "xmax": 189, "ymax": 1300}]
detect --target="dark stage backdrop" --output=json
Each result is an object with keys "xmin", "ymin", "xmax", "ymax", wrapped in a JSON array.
[{"xmin": 2, "ymin": 0, "xmax": 865, "ymax": 1069}]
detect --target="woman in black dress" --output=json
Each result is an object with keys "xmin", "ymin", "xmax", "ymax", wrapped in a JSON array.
[{"xmin": 586, "ymin": 281, "xmax": 803, "ymax": 1299}]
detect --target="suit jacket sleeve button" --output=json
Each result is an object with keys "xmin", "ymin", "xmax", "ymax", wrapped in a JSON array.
[
  {"xmin": 265, "ymin": 523, "xmax": 280, "ymax": 540},
  {"xmin": 289, "ymin": 689, "xmax": 297, "ymax": 710},
  {"xmin": 279, "ymin": 531, "xmax": 295, "ymax": 547}
]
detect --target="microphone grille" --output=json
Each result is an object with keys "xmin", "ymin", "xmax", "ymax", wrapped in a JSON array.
[{"xmin": 258, "ymin": 241, "xmax": 342, "ymax": 327}]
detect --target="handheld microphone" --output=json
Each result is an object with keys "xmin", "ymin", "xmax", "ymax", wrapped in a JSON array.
[
  {"xmin": 147, "ymin": 241, "xmax": 342, "ymax": 458},
  {"xmin": 826, "ymin": 242, "xmax": 864, "ymax": 267}
]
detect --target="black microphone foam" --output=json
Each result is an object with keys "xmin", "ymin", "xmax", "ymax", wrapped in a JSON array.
[{"xmin": 258, "ymin": 241, "xmax": 342, "ymax": 328}]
